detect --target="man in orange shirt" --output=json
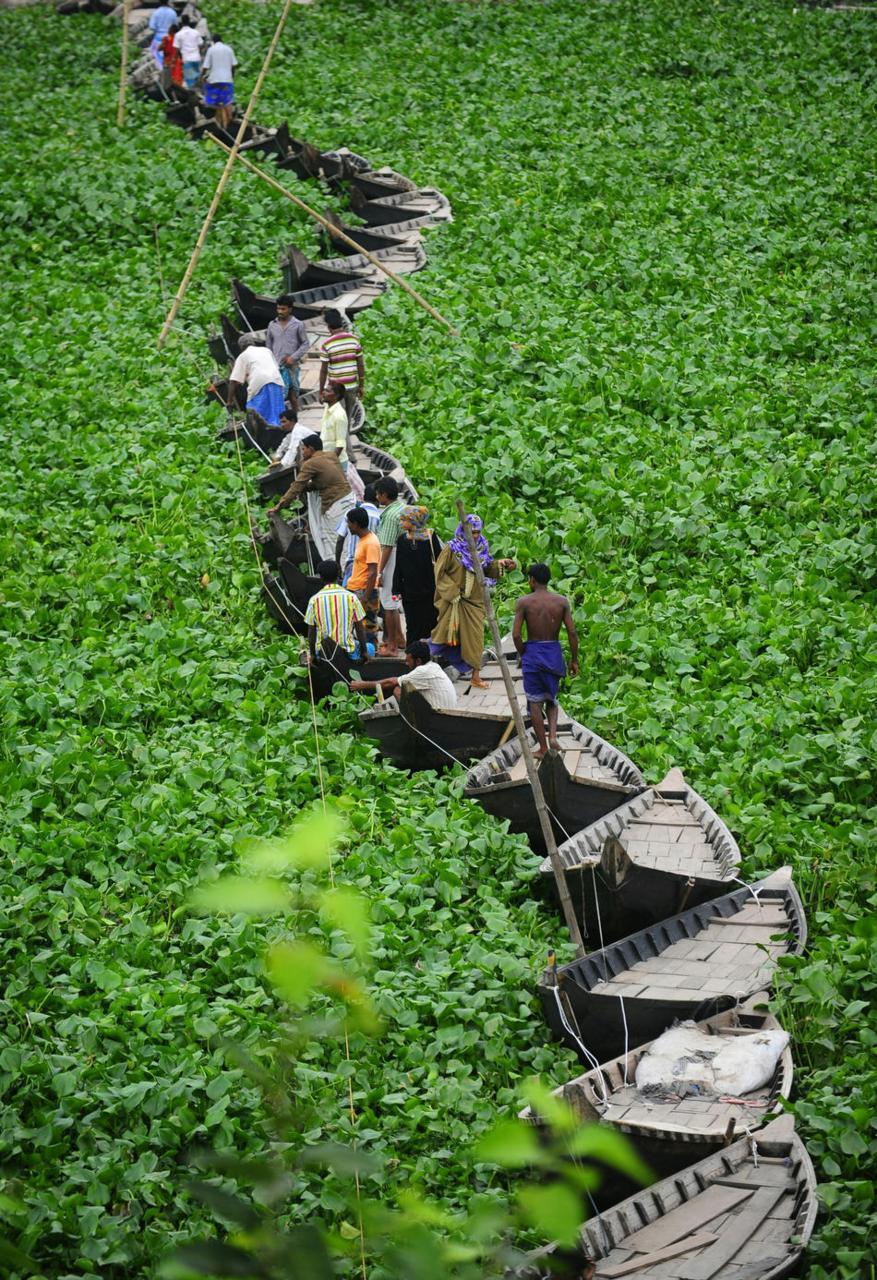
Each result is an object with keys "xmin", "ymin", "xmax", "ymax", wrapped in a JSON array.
[{"xmin": 345, "ymin": 506, "xmax": 380, "ymax": 639}]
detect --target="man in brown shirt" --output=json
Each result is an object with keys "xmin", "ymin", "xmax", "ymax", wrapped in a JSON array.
[{"xmin": 267, "ymin": 435, "xmax": 354, "ymax": 560}]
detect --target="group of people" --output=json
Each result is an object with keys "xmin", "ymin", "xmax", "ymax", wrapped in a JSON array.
[
  {"xmin": 147, "ymin": 4, "xmax": 238, "ymax": 128},
  {"xmin": 225, "ymin": 295, "xmax": 578, "ymax": 755},
  {"xmin": 228, "ymin": 305, "xmax": 362, "ymax": 428}
]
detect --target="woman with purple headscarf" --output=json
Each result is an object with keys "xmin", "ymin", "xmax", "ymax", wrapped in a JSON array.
[{"xmin": 429, "ymin": 513, "xmax": 516, "ymax": 688}]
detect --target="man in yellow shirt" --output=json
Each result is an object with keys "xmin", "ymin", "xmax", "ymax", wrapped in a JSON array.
[{"xmin": 320, "ymin": 381, "xmax": 349, "ymax": 471}]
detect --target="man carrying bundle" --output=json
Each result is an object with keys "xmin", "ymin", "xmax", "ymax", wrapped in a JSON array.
[
  {"xmin": 266, "ymin": 435, "xmax": 353, "ymax": 560},
  {"xmin": 512, "ymin": 563, "xmax": 579, "ymax": 759}
]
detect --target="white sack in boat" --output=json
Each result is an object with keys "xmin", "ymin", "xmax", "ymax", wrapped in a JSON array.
[{"xmin": 635, "ymin": 1022, "xmax": 789, "ymax": 1097}]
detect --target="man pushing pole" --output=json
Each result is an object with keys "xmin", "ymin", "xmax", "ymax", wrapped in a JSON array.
[{"xmin": 512, "ymin": 563, "xmax": 579, "ymax": 759}]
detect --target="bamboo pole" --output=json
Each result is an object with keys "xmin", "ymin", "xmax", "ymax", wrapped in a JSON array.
[
  {"xmin": 116, "ymin": 0, "xmax": 131, "ymax": 128},
  {"xmin": 157, "ymin": 0, "xmax": 298, "ymax": 348},
  {"xmin": 205, "ymin": 134, "xmax": 459, "ymax": 336},
  {"xmin": 454, "ymin": 500, "xmax": 585, "ymax": 957}
]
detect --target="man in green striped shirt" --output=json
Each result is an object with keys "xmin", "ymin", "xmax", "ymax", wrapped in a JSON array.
[{"xmin": 375, "ymin": 477, "xmax": 406, "ymax": 656}]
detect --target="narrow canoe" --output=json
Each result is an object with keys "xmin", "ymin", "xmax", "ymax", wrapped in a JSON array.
[
  {"xmin": 465, "ymin": 721, "xmax": 644, "ymax": 849},
  {"xmin": 520, "ymin": 995, "xmax": 793, "ymax": 1187},
  {"xmin": 347, "ymin": 185, "xmax": 453, "ymax": 227},
  {"xmin": 360, "ymin": 663, "xmax": 529, "ymax": 770},
  {"xmin": 279, "ymin": 241, "xmax": 427, "ymax": 291},
  {"xmin": 540, "ymin": 768, "xmax": 742, "ymax": 936},
  {"xmin": 538, "ymin": 867, "xmax": 806, "ymax": 1063},
  {"xmin": 512, "ymin": 1113, "xmax": 817, "ymax": 1280}
]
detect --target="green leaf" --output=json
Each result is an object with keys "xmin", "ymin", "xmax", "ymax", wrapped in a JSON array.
[
  {"xmin": 516, "ymin": 1181, "xmax": 583, "ymax": 1246},
  {"xmin": 265, "ymin": 940, "xmax": 329, "ymax": 1007},
  {"xmin": 191, "ymin": 876, "xmax": 291, "ymax": 916},
  {"xmin": 320, "ymin": 886, "xmax": 371, "ymax": 957},
  {"xmin": 474, "ymin": 1119, "xmax": 544, "ymax": 1168}
]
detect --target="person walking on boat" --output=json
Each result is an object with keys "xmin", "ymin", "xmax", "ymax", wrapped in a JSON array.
[
  {"xmin": 344, "ymin": 505, "xmax": 381, "ymax": 639},
  {"xmin": 148, "ymin": 2, "xmax": 177, "ymax": 64},
  {"xmin": 159, "ymin": 24, "xmax": 184, "ymax": 90},
  {"xmin": 200, "ymin": 34, "xmax": 238, "ymax": 133},
  {"xmin": 512, "ymin": 563, "xmax": 579, "ymax": 759},
  {"xmin": 266, "ymin": 295, "xmax": 308, "ymax": 412},
  {"xmin": 374, "ymin": 478, "xmax": 406, "ymax": 656},
  {"xmin": 319, "ymin": 381, "xmax": 350, "ymax": 471},
  {"xmin": 267, "ymin": 436, "xmax": 353, "ymax": 560},
  {"xmin": 229, "ymin": 335, "xmax": 285, "ymax": 427},
  {"xmin": 318, "ymin": 309, "xmax": 364, "ymax": 422},
  {"xmin": 336, "ymin": 486, "xmax": 379, "ymax": 584},
  {"xmin": 173, "ymin": 16, "xmax": 203, "ymax": 89},
  {"xmin": 429, "ymin": 514, "xmax": 516, "ymax": 689},
  {"xmin": 350, "ymin": 641, "xmax": 457, "ymax": 708},
  {"xmin": 393, "ymin": 505, "xmax": 442, "ymax": 645},
  {"xmin": 305, "ymin": 560, "xmax": 372, "ymax": 664}
]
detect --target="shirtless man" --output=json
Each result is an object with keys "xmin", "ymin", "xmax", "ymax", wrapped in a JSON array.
[{"xmin": 512, "ymin": 563, "xmax": 579, "ymax": 759}]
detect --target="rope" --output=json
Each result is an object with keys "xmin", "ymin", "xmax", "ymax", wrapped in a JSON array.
[{"xmin": 550, "ymin": 989, "xmax": 609, "ymax": 1108}]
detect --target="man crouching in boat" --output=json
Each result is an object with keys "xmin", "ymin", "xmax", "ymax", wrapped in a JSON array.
[
  {"xmin": 513, "ymin": 563, "xmax": 579, "ymax": 759},
  {"xmin": 349, "ymin": 640, "xmax": 457, "ymax": 708}
]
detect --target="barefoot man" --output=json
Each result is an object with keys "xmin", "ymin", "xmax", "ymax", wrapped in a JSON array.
[{"xmin": 512, "ymin": 563, "xmax": 579, "ymax": 759}]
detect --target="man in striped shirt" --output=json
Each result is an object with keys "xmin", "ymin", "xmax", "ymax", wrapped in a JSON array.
[
  {"xmin": 318, "ymin": 309, "xmax": 365, "ymax": 421},
  {"xmin": 304, "ymin": 560, "xmax": 371, "ymax": 662},
  {"xmin": 375, "ymin": 476, "xmax": 406, "ymax": 656}
]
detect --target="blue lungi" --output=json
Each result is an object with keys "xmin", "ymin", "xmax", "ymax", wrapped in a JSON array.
[
  {"xmin": 204, "ymin": 82, "xmax": 234, "ymax": 107},
  {"xmin": 522, "ymin": 640, "xmax": 565, "ymax": 704},
  {"xmin": 246, "ymin": 383, "xmax": 285, "ymax": 426}
]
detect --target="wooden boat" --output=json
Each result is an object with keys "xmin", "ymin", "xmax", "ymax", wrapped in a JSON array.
[
  {"xmin": 231, "ymin": 277, "xmax": 386, "ymax": 330},
  {"xmin": 538, "ymin": 867, "xmax": 806, "ymax": 1064},
  {"xmin": 540, "ymin": 769, "xmax": 743, "ymax": 936},
  {"xmin": 520, "ymin": 995, "xmax": 793, "ymax": 1183},
  {"xmin": 207, "ymin": 329, "xmax": 232, "ymax": 366},
  {"xmin": 353, "ymin": 440, "xmax": 418, "ymax": 499},
  {"xmin": 349, "ymin": 167, "xmax": 419, "ymax": 201},
  {"xmin": 306, "ymin": 641, "xmax": 408, "ymax": 703},
  {"xmin": 277, "ymin": 557, "xmax": 319, "ymax": 626},
  {"xmin": 320, "ymin": 210, "xmax": 420, "ymax": 256},
  {"xmin": 347, "ymin": 185, "xmax": 452, "ymax": 228},
  {"xmin": 260, "ymin": 570, "xmax": 298, "ymax": 636},
  {"xmin": 464, "ymin": 721, "xmax": 644, "ymax": 849},
  {"xmin": 279, "ymin": 241, "xmax": 427, "ymax": 292},
  {"xmin": 360, "ymin": 663, "xmax": 530, "ymax": 770},
  {"xmin": 513, "ymin": 1113, "xmax": 817, "ymax": 1280},
  {"xmin": 255, "ymin": 511, "xmax": 311, "ymax": 569}
]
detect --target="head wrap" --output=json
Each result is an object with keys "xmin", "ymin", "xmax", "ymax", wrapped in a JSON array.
[
  {"xmin": 400, "ymin": 505, "xmax": 431, "ymax": 541},
  {"xmin": 447, "ymin": 513, "xmax": 491, "ymax": 573}
]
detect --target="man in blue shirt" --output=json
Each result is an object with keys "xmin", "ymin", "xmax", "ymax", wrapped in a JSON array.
[{"xmin": 148, "ymin": 3, "xmax": 178, "ymax": 63}]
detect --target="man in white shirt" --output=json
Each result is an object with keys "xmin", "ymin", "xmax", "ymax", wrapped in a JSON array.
[
  {"xmin": 201, "ymin": 36, "xmax": 238, "ymax": 130},
  {"xmin": 173, "ymin": 17, "xmax": 203, "ymax": 89},
  {"xmin": 349, "ymin": 641, "xmax": 457, "ymax": 709},
  {"xmin": 228, "ymin": 336, "xmax": 285, "ymax": 426},
  {"xmin": 269, "ymin": 409, "xmax": 311, "ymax": 471}
]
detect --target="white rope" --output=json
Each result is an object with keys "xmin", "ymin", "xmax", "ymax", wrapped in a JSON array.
[
  {"xmin": 551, "ymin": 988, "xmax": 610, "ymax": 1108},
  {"xmin": 732, "ymin": 876, "xmax": 761, "ymax": 904},
  {"xmin": 619, "ymin": 994, "xmax": 630, "ymax": 1087},
  {"xmin": 239, "ymin": 419, "xmax": 273, "ymax": 462}
]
